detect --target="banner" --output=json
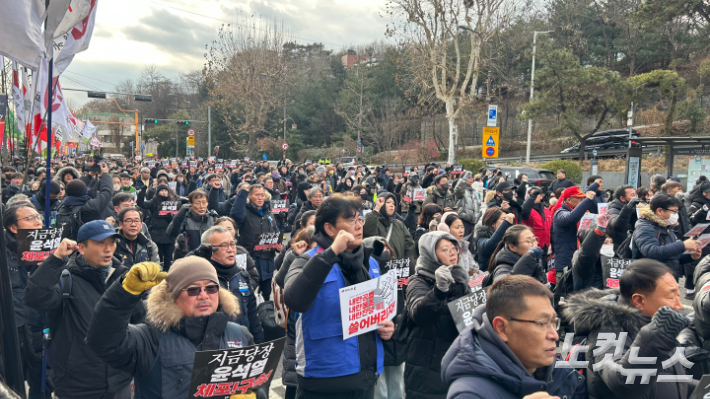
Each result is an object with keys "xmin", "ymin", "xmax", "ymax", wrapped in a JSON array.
[
  {"xmin": 448, "ymin": 289, "xmax": 487, "ymax": 333},
  {"xmin": 158, "ymin": 201, "xmax": 179, "ymax": 216},
  {"xmin": 403, "ymin": 187, "xmax": 413, "ymax": 204},
  {"xmin": 17, "ymin": 228, "xmax": 64, "ymax": 265},
  {"xmin": 0, "ymin": 1, "xmax": 44, "ymax": 68},
  {"xmin": 12, "ymin": 62, "xmax": 24, "ymax": 133},
  {"xmin": 383, "ymin": 258, "xmax": 410, "ymax": 291},
  {"xmin": 215, "ymin": 163, "xmax": 224, "ymax": 172},
  {"xmin": 600, "ymin": 256, "xmax": 632, "ymax": 288},
  {"xmin": 271, "ymin": 199, "xmax": 288, "ymax": 214},
  {"xmin": 187, "ymin": 338, "xmax": 285, "ymax": 398},
  {"xmin": 52, "ymin": 0, "xmax": 98, "ymax": 76},
  {"xmin": 253, "ymin": 232, "xmax": 283, "ymax": 252}
]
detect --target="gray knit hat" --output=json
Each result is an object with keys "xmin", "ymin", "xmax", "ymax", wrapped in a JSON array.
[{"xmin": 165, "ymin": 256, "xmax": 219, "ymax": 299}]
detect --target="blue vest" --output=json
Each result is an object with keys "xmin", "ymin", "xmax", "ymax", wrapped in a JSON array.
[
  {"xmin": 295, "ymin": 246, "xmax": 384, "ymax": 378},
  {"xmin": 135, "ymin": 322, "xmax": 250, "ymax": 399}
]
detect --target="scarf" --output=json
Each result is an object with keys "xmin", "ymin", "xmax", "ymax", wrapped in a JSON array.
[{"xmin": 313, "ymin": 232, "xmax": 370, "ymax": 285}]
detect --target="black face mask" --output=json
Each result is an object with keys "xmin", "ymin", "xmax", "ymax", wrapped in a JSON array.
[
  {"xmin": 440, "ymin": 183, "xmax": 449, "ymax": 191},
  {"xmin": 361, "ymin": 194, "xmax": 369, "ymax": 201},
  {"xmin": 503, "ymin": 192, "xmax": 514, "ymax": 201}
]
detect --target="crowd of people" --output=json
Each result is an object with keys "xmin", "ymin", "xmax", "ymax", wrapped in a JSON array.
[{"xmin": 4, "ymin": 154, "xmax": 710, "ymax": 399}]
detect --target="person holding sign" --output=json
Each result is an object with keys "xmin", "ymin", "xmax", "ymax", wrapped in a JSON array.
[
  {"xmin": 404, "ymin": 231, "xmax": 471, "ymax": 399},
  {"xmin": 442, "ymin": 276, "xmax": 585, "ymax": 399},
  {"xmin": 86, "ymin": 257, "xmax": 259, "ymax": 399},
  {"xmin": 571, "ymin": 214, "xmax": 611, "ymax": 291},
  {"xmin": 137, "ymin": 184, "xmax": 178, "ymax": 269},
  {"xmin": 364, "ymin": 193, "xmax": 416, "ymax": 266},
  {"xmin": 551, "ymin": 186, "xmax": 597, "ymax": 285},
  {"xmin": 633, "ymin": 194, "xmax": 701, "ymax": 279},
  {"xmin": 283, "ymin": 194, "xmax": 394, "ymax": 398}
]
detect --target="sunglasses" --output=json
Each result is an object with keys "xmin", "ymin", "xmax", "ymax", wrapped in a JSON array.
[{"xmin": 182, "ymin": 284, "xmax": 219, "ymax": 296}]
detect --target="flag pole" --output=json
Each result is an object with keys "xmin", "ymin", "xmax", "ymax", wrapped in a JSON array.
[{"xmin": 44, "ymin": 58, "xmax": 53, "ymax": 228}]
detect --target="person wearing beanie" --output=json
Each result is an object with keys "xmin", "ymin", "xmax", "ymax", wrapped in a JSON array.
[
  {"xmin": 86, "ymin": 256, "xmax": 260, "ymax": 399},
  {"xmin": 55, "ymin": 162, "xmax": 114, "ymax": 241},
  {"xmin": 135, "ymin": 167, "xmax": 153, "ymax": 191},
  {"xmin": 29, "ymin": 180, "xmax": 62, "ymax": 224},
  {"xmin": 25, "ymin": 222, "xmax": 142, "ymax": 399}
]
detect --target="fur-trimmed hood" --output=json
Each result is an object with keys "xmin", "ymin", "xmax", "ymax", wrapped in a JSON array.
[
  {"xmin": 562, "ymin": 288, "xmax": 650, "ymax": 337},
  {"xmin": 146, "ymin": 279, "xmax": 241, "ymax": 333},
  {"xmin": 638, "ymin": 204, "xmax": 676, "ymax": 227},
  {"xmin": 53, "ymin": 166, "xmax": 82, "ymax": 183}
]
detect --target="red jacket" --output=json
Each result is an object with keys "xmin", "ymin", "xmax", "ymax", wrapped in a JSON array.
[{"xmin": 523, "ymin": 206, "xmax": 552, "ymax": 247}]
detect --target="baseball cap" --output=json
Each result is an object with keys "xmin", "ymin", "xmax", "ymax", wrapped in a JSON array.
[
  {"xmin": 563, "ymin": 186, "xmax": 586, "ymax": 198},
  {"xmin": 77, "ymin": 220, "xmax": 120, "ymax": 243},
  {"xmin": 495, "ymin": 181, "xmax": 513, "ymax": 192}
]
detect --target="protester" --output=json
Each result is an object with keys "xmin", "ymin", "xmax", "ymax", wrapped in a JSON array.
[
  {"xmin": 25, "ymin": 221, "xmax": 141, "ymax": 399},
  {"xmin": 85, "ymin": 257, "xmax": 260, "ymax": 398},
  {"xmin": 442, "ymin": 275, "xmax": 587, "ymax": 399},
  {"xmin": 607, "ymin": 185, "xmax": 640, "ymax": 256},
  {"xmin": 551, "ymin": 186, "xmax": 597, "ymax": 282},
  {"xmin": 521, "ymin": 188, "xmax": 552, "ymax": 263},
  {"xmin": 167, "ymin": 189, "xmax": 217, "ymax": 259},
  {"xmin": 453, "ymin": 171, "xmax": 482, "ymax": 236},
  {"xmin": 363, "ymin": 193, "xmax": 416, "ymax": 263},
  {"xmin": 284, "ymin": 193, "xmax": 394, "ymax": 398},
  {"xmin": 549, "ymin": 169, "xmax": 575, "ymax": 193},
  {"xmin": 437, "ymin": 212, "xmax": 478, "ymax": 275},
  {"xmin": 113, "ymin": 207, "xmax": 160, "ymax": 268},
  {"xmin": 487, "ymin": 181, "xmax": 522, "ymax": 223},
  {"xmin": 475, "ymin": 207, "xmax": 515, "ymax": 271},
  {"xmin": 404, "ymin": 231, "xmax": 471, "ymax": 399},
  {"xmin": 56, "ymin": 163, "xmax": 113, "ymax": 240},
  {"xmin": 563, "ymin": 259, "xmax": 691, "ymax": 399},
  {"xmin": 137, "ymin": 184, "xmax": 177, "ymax": 268},
  {"xmin": 485, "ymin": 225, "xmax": 544, "ymax": 286},
  {"xmin": 423, "ymin": 175, "xmax": 454, "ymax": 209},
  {"xmin": 29, "ymin": 180, "xmax": 61, "ymax": 224},
  {"xmin": 414, "ymin": 204, "xmax": 443, "ymax": 255},
  {"xmin": 295, "ymin": 187, "xmax": 324, "ymax": 223}
]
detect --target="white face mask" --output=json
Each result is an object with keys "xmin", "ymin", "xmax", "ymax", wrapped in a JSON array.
[
  {"xmin": 177, "ymin": 178, "xmax": 184, "ymax": 183},
  {"xmin": 667, "ymin": 213, "xmax": 679, "ymax": 225},
  {"xmin": 113, "ymin": 184, "xmax": 121, "ymax": 191},
  {"xmin": 168, "ymin": 173, "xmax": 175, "ymax": 179},
  {"xmin": 600, "ymin": 245, "xmax": 615, "ymax": 258}
]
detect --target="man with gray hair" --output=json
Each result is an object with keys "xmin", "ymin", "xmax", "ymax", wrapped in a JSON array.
[
  {"xmin": 192, "ymin": 225, "xmax": 264, "ymax": 342},
  {"xmin": 295, "ymin": 186, "xmax": 325, "ymax": 223}
]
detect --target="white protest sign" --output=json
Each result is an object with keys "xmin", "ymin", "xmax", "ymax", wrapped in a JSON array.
[
  {"xmin": 597, "ymin": 203, "xmax": 608, "ymax": 215},
  {"xmin": 686, "ymin": 223, "xmax": 710, "ymax": 237},
  {"xmin": 412, "ymin": 188, "xmax": 425, "ymax": 202},
  {"xmin": 578, "ymin": 213, "xmax": 597, "ymax": 231},
  {"xmin": 339, "ymin": 270, "xmax": 397, "ymax": 340}
]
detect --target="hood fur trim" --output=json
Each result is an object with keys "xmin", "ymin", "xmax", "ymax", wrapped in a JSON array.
[
  {"xmin": 562, "ymin": 288, "xmax": 649, "ymax": 336},
  {"xmin": 146, "ymin": 280, "xmax": 241, "ymax": 332},
  {"xmin": 53, "ymin": 166, "xmax": 82, "ymax": 183},
  {"xmin": 638, "ymin": 205, "xmax": 676, "ymax": 227}
]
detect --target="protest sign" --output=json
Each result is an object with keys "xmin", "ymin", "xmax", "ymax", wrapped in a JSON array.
[
  {"xmin": 578, "ymin": 213, "xmax": 597, "ymax": 231},
  {"xmin": 453, "ymin": 164, "xmax": 463, "ymax": 172},
  {"xmin": 383, "ymin": 258, "xmax": 411, "ymax": 291},
  {"xmin": 412, "ymin": 188, "xmax": 426, "ymax": 202},
  {"xmin": 597, "ymin": 203, "xmax": 608, "ymax": 215},
  {"xmin": 688, "ymin": 234, "xmax": 710, "ymax": 254},
  {"xmin": 271, "ymin": 199, "xmax": 288, "ymax": 214},
  {"xmin": 162, "ymin": 160, "xmax": 170, "ymax": 167},
  {"xmin": 208, "ymin": 156, "xmax": 215, "ymax": 162},
  {"xmin": 236, "ymin": 254, "xmax": 247, "ymax": 271},
  {"xmin": 168, "ymin": 182, "xmax": 177, "ymax": 191},
  {"xmin": 218, "ymin": 158, "xmax": 224, "ymax": 163},
  {"xmin": 546, "ymin": 254, "xmax": 556, "ymax": 272},
  {"xmin": 182, "ymin": 161, "xmax": 188, "ymax": 168},
  {"xmin": 403, "ymin": 187, "xmax": 413, "ymax": 204},
  {"xmin": 468, "ymin": 271, "xmax": 489, "ymax": 292},
  {"xmin": 188, "ymin": 338, "xmax": 285, "ymax": 398},
  {"xmin": 215, "ymin": 163, "xmax": 224, "ymax": 172},
  {"xmin": 448, "ymin": 290, "xmax": 487, "ymax": 332},
  {"xmin": 253, "ymin": 232, "xmax": 283, "ymax": 252},
  {"xmin": 601, "ymin": 256, "xmax": 632, "ymax": 288},
  {"xmin": 689, "ymin": 374, "xmax": 710, "ymax": 399},
  {"xmin": 158, "ymin": 201, "xmax": 180, "ymax": 216},
  {"xmin": 686, "ymin": 223, "xmax": 710, "ymax": 237},
  {"xmin": 16, "ymin": 228, "xmax": 64, "ymax": 265},
  {"xmin": 339, "ymin": 270, "xmax": 398, "ymax": 340},
  {"xmin": 230, "ymin": 160, "xmax": 238, "ymax": 167},
  {"xmin": 190, "ymin": 161, "xmax": 198, "ymax": 168},
  {"xmin": 404, "ymin": 167, "xmax": 411, "ymax": 175}
]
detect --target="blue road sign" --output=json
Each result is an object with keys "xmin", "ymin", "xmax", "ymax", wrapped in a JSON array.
[
  {"xmin": 486, "ymin": 136, "xmax": 495, "ymax": 146},
  {"xmin": 263, "ymin": 153, "xmax": 268, "ymax": 161},
  {"xmin": 140, "ymin": 145, "xmax": 145, "ymax": 150}
]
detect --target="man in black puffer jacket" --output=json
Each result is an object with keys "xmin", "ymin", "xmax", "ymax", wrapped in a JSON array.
[
  {"xmin": 688, "ymin": 182, "xmax": 710, "ymax": 225},
  {"xmin": 25, "ymin": 221, "xmax": 144, "ymax": 399},
  {"xmin": 607, "ymin": 185, "xmax": 639, "ymax": 256}
]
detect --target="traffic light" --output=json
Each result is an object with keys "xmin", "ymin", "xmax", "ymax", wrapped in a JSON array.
[
  {"xmin": 177, "ymin": 120, "xmax": 189, "ymax": 125},
  {"xmin": 143, "ymin": 119, "xmax": 159, "ymax": 125}
]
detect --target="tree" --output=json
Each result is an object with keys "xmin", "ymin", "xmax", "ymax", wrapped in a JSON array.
[
  {"xmin": 386, "ymin": 0, "xmax": 509, "ymax": 163},
  {"xmin": 335, "ymin": 49, "xmax": 376, "ymax": 151},
  {"xmin": 629, "ymin": 69, "xmax": 686, "ymax": 135},
  {"xmin": 519, "ymin": 49, "xmax": 628, "ymax": 162}
]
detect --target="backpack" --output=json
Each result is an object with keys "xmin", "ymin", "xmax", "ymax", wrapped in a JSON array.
[{"xmin": 56, "ymin": 204, "xmax": 84, "ymax": 241}]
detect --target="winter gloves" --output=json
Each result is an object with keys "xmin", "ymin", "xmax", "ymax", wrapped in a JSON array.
[
  {"xmin": 123, "ymin": 262, "xmax": 167, "ymax": 295},
  {"xmin": 435, "ymin": 266, "xmax": 455, "ymax": 292},
  {"xmin": 651, "ymin": 306, "xmax": 690, "ymax": 340}
]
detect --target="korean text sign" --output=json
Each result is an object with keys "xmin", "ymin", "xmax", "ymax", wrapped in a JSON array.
[
  {"xmin": 339, "ymin": 270, "xmax": 398, "ymax": 340},
  {"xmin": 17, "ymin": 227, "xmax": 64, "ymax": 265}
]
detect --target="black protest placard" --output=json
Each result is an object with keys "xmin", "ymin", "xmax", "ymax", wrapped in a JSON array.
[
  {"xmin": 16, "ymin": 227, "xmax": 64, "ymax": 266},
  {"xmin": 403, "ymin": 187, "xmax": 413, "ymax": 204},
  {"xmin": 271, "ymin": 199, "xmax": 288, "ymax": 214},
  {"xmin": 600, "ymin": 256, "xmax": 632, "ymax": 289},
  {"xmin": 383, "ymin": 258, "xmax": 411, "ymax": 291},
  {"xmin": 448, "ymin": 290, "xmax": 487, "ymax": 333},
  {"xmin": 182, "ymin": 161, "xmax": 188, "ymax": 168},
  {"xmin": 468, "ymin": 271, "xmax": 489, "ymax": 292},
  {"xmin": 158, "ymin": 201, "xmax": 180, "ymax": 216},
  {"xmin": 453, "ymin": 164, "xmax": 463, "ymax": 172},
  {"xmin": 253, "ymin": 232, "xmax": 283, "ymax": 252},
  {"xmin": 188, "ymin": 337, "xmax": 285, "ymax": 398},
  {"xmin": 690, "ymin": 375, "xmax": 710, "ymax": 399},
  {"xmin": 546, "ymin": 254, "xmax": 555, "ymax": 272}
]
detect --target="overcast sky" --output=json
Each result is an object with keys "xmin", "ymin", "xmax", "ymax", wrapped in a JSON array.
[{"xmin": 60, "ymin": 0, "xmax": 391, "ymax": 109}]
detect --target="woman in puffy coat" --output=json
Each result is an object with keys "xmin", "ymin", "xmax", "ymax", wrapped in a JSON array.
[
  {"xmin": 137, "ymin": 183, "xmax": 177, "ymax": 269},
  {"xmin": 521, "ymin": 188, "xmax": 553, "ymax": 262},
  {"xmin": 363, "ymin": 193, "xmax": 416, "ymax": 263},
  {"xmin": 484, "ymin": 224, "xmax": 545, "ymax": 286},
  {"xmin": 474, "ymin": 207, "xmax": 514, "ymax": 271},
  {"xmin": 404, "ymin": 231, "xmax": 471, "ymax": 399}
]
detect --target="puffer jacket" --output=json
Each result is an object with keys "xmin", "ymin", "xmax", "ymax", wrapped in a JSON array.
[
  {"xmin": 552, "ymin": 198, "xmax": 597, "ymax": 272},
  {"xmin": 113, "ymin": 230, "xmax": 160, "ymax": 268},
  {"xmin": 274, "ymin": 249, "xmax": 300, "ymax": 388},
  {"xmin": 166, "ymin": 204, "xmax": 217, "ymax": 253},
  {"xmin": 405, "ymin": 232, "xmax": 471, "ymax": 399},
  {"xmin": 607, "ymin": 198, "xmax": 638, "ymax": 254},
  {"xmin": 571, "ymin": 227, "xmax": 606, "ymax": 291},
  {"xmin": 52, "ymin": 166, "xmax": 81, "ymax": 184},
  {"xmin": 423, "ymin": 185, "xmax": 455, "ymax": 209},
  {"xmin": 487, "ymin": 247, "xmax": 544, "ymax": 286},
  {"xmin": 563, "ymin": 289, "xmax": 690, "ymax": 399},
  {"xmin": 474, "ymin": 221, "xmax": 512, "ymax": 271},
  {"xmin": 632, "ymin": 206, "xmax": 689, "ymax": 277},
  {"xmin": 453, "ymin": 179, "xmax": 481, "ymax": 226},
  {"xmin": 442, "ymin": 305, "xmax": 587, "ymax": 399},
  {"xmin": 231, "ymin": 189, "xmax": 279, "ymax": 260},
  {"xmin": 693, "ymin": 255, "xmax": 710, "ymax": 350},
  {"xmin": 86, "ymin": 276, "xmax": 258, "ymax": 399},
  {"xmin": 137, "ymin": 188, "xmax": 176, "ymax": 244},
  {"xmin": 521, "ymin": 197, "xmax": 552, "ymax": 248},
  {"xmin": 688, "ymin": 186, "xmax": 710, "ymax": 224}
]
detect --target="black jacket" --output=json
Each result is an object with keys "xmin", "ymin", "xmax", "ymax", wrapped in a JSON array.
[
  {"xmin": 6, "ymin": 232, "xmax": 30, "ymax": 327},
  {"xmin": 231, "ymin": 190, "xmax": 279, "ymax": 259},
  {"xmin": 113, "ymin": 230, "xmax": 160, "ymax": 268},
  {"xmin": 137, "ymin": 187, "xmax": 176, "ymax": 244},
  {"xmin": 688, "ymin": 189, "xmax": 710, "ymax": 225},
  {"xmin": 550, "ymin": 178, "xmax": 575, "ymax": 193},
  {"xmin": 24, "ymin": 253, "xmax": 143, "ymax": 397},
  {"xmin": 488, "ymin": 247, "xmax": 544, "ymax": 286},
  {"xmin": 571, "ymin": 227, "xmax": 606, "ymax": 291},
  {"xmin": 607, "ymin": 198, "xmax": 637, "ymax": 253},
  {"xmin": 61, "ymin": 173, "xmax": 114, "ymax": 224},
  {"xmin": 166, "ymin": 204, "xmax": 216, "ymax": 252}
]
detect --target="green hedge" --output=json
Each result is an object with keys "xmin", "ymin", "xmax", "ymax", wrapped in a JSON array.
[
  {"xmin": 459, "ymin": 159, "xmax": 486, "ymax": 174},
  {"xmin": 541, "ymin": 160, "xmax": 582, "ymax": 184}
]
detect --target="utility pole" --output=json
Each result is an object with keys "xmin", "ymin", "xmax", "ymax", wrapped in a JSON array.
[
  {"xmin": 208, "ymin": 106, "xmax": 211, "ymax": 158},
  {"xmin": 174, "ymin": 122, "xmax": 178, "ymax": 158},
  {"xmin": 525, "ymin": 30, "xmax": 553, "ymax": 164}
]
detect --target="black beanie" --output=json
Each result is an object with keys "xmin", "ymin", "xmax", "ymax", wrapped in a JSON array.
[{"xmin": 66, "ymin": 179, "xmax": 87, "ymax": 197}]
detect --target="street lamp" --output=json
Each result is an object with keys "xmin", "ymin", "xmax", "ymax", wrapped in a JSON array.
[{"xmin": 525, "ymin": 30, "xmax": 553, "ymax": 164}]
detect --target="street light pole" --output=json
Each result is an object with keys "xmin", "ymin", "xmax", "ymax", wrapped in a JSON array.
[
  {"xmin": 525, "ymin": 30, "xmax": 553, "ymax": 164},
  {"xmin": 283, "ymin": 96, "xmax": 287, "ymax": 162},
  {"xmin": 208, "ymin": 106, "xmax": 211, "ymax": 158}
]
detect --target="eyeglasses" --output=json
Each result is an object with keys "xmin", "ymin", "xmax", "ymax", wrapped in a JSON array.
[
  {"xmin": 214, "ymin": 241, "xmax": 237, "ymax": 250},
  {"xmin": 663, "ymin": 208, "xmax": 679, "ymax": 214},
  {"xmin": 19, "ymin": 214, "xmax": 42, "ymax": 223},
  {"xmin": 438, "ymin": 246, "xmax": 459, "ymax": 255},
  {"xmin": 182, "ymin": 284, "xmax": 220, "ymax": 296},
  {"xmin": 524, "ymin": 237, "xmax": 539, "ymax": 245},
  {"xmin": 509, "ymin": 317, "xmax": 560, "ymax": 331},
  {"xmin": 121, "ymin": 219, "xmax": 142, "ymax": 225},
  {"xmin": 342, "ymin": 217, "xmax": 365, "ymax": 227}
]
